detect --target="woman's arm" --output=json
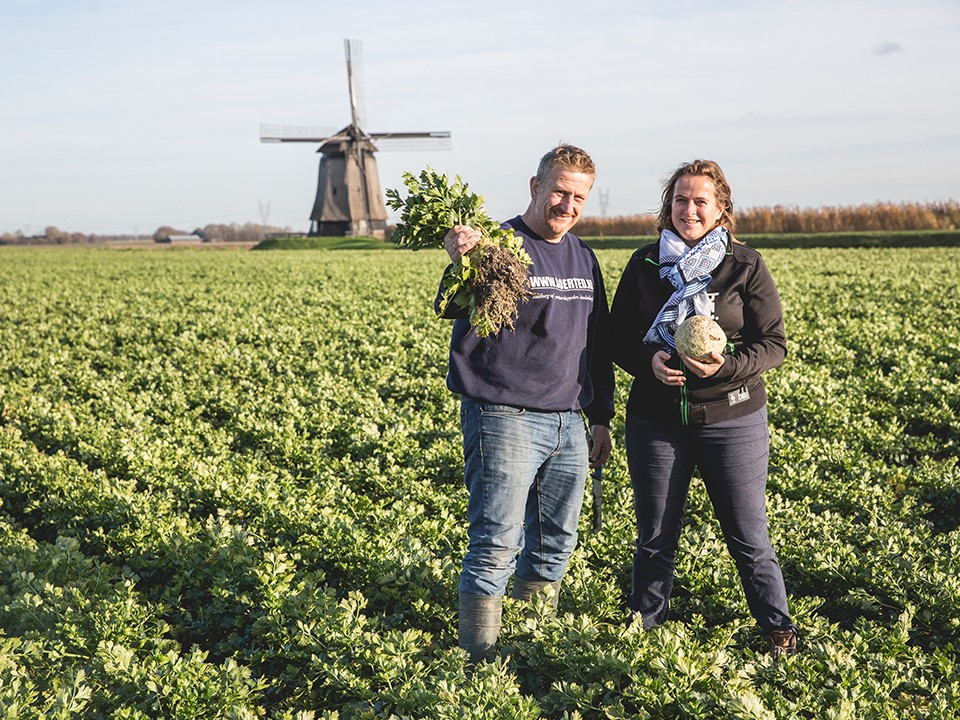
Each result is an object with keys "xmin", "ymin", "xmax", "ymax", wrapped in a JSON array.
[
  {"xmin": 711, "ymin": 254, "xmax": 787, "ymax": 382},
  {"xmin": 609, "ymin": 251, "xmax": 662, "ymax": 378}
]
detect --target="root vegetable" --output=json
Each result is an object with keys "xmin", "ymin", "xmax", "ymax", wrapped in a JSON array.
[
  {"xmin": 387, "ymin": 168, "xmax": 532, "ymax": 337},
  {"xmin": 674, "ymin": 315, "xmax": 726, "ymax": 359}
]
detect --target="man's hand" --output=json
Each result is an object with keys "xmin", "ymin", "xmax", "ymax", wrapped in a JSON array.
[
  {"xmin": 443, "ymin": 225, "xmax": 481, "ymax": 262},
  {"xmin": 588, "ymin": 425, "xmax": 612, "ymax": 469}
]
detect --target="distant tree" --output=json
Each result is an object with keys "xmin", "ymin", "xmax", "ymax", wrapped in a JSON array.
[
  {"xmin": 199, "ymin": 222, "xmax": 275, "ymax": 243},
  {"xmin": 574, "ymin": 201, "xmax": 960, "ymax": 236},
  {"xmin": 44, "ymin": 226, "xmax": 71, "ymax": 244},
  {"xmin": 238, "ymin": 222, "xmax": 270, "ymax": 243},
  {"xmin": 200, "ymin": 224, "xmax": 224, "ymax": 242}
]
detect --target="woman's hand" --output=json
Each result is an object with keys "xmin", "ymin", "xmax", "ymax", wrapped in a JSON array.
[
  {"xmin": 680, "ymin": 351, "xmax": 725, "ymax": 379},
  {"xmin": 652, "ymin": 350, "xmax": 685, "ymax": 386}
]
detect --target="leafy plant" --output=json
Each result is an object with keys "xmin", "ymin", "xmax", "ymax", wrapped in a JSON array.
[
  {"xmin": 0, "ymin": 245, "xmax": 958, "ymax": 717},
  {"xmin": 386, "ymin": 167, "xmax": 532, "ymax": 337}
]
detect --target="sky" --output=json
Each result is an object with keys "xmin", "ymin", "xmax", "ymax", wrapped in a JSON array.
[{"xmin": 1, "ymin": 0, "xmax": 958, "ymax": 236}]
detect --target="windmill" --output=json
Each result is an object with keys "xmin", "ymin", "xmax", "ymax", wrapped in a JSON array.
[{"xmin": 261, "ymin": 39, "xmax": 451, "ymax": 239}]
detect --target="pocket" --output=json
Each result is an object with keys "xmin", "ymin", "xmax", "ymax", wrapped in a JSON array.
[{"xmin": 478, "ymin": 403, "xmax": 525, "ymax": 416}]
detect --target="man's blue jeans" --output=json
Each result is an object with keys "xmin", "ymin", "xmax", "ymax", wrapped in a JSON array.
[
  {"xmin": 458, "ymin": 397, "xmax": 589, "ymax": 597},
  {"xmin": 626, "ymin": 406, "xmax": 794, "ymax": 632}
]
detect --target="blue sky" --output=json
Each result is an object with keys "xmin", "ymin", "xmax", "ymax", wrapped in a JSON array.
[{"xmin": 1, "ymin": 0, "xmax": 957, "ymax": 235}]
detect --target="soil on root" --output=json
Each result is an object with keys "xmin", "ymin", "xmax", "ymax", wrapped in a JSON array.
[{"xmin": 470, "ymin": 243, "xmax": 531, "ymax": 335}]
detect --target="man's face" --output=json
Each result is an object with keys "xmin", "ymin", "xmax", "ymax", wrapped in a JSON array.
[{"xmin": 527, "ymin": 167, "xmax": 594, "ymax": 241}]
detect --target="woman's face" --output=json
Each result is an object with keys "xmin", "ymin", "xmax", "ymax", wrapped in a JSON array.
[{"xmin": 670, "ymin": 175, "xmax": 724, "ymax": 245}]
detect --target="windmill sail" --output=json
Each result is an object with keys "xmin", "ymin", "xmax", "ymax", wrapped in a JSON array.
[{"xmin": 345, "ymin": 39, "xmax": 363, "ymax": 131}]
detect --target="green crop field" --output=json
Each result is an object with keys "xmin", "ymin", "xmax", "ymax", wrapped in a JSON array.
[{"xmin": 0, "ymin": 244, "xmax": 958, "ymax": 719}]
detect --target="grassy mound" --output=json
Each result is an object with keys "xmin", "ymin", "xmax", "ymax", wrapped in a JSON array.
[{"xmin": 251, "ymin": 236, "xmax": 394, "ymax": 251}]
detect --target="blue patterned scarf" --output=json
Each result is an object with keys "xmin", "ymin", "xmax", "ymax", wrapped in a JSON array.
[{"xmin": 643, "ymin": 226, "xmax": 729, "ymax": 350}]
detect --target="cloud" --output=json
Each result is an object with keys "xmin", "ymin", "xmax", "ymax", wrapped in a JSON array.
[{"xmin": 872, "ymin": 41, "xmax": 905, "ymax": 55}]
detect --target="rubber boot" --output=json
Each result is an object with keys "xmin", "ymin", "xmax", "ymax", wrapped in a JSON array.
[
  {"xmin": 510, "ymin": 578, "xmax": 562, "ymax": 616},
  {"xmin": 458, "ymin": 593, "xmax": 503, "ymax": 663}
]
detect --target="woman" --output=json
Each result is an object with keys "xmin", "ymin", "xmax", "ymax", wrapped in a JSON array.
[{"xmin": 609, "ymin": 159, "xmax": 797, "ymax": 655}]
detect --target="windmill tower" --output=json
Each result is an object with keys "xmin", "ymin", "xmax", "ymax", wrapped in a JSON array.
[{"xmin": 261, "ymin": 39, "xmax": 450, "ymax": 239}]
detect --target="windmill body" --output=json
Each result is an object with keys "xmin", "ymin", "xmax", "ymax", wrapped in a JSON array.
[
  {"xmin": 310, "ymin": 127, "xmax": 386, "ymax": 237},
  {"xmin": 262, "ymin": 40, "xmax": 450, "ymax": 239}
]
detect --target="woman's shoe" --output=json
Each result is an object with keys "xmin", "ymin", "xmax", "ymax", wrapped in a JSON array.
[{"xmin": 765, "ymin": 627, "xmax": 798, "ymax": 657}]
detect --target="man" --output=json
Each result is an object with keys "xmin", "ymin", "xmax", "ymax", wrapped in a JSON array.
[{"xmin": 437, "ymin": 144, "xmax": 615, "ymax": 662}]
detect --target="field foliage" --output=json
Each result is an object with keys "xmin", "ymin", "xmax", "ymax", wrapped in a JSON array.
[{"xmin": 0, "ymin": 244, "xmax": 958, "ymax": 718}]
